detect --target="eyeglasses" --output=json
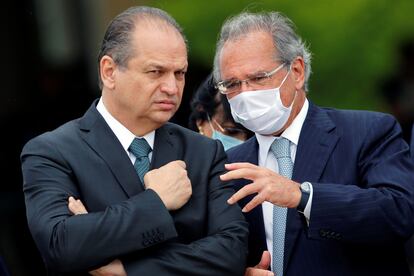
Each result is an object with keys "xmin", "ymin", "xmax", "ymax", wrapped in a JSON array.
[{"xmin": 216, "ymin": 63, "xmax": 286, "ymax": 94}]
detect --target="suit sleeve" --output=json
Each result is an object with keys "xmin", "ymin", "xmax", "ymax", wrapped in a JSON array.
[
  {"xmin": 307, "ymin": 114, "xmax": 414, "ymax": 244},
  {"xmin": 123, "ymin": 140, "xmax": 249, "ymax": 276},
  {"xmin": 21, "ymin": 136, "xmax": 178, "ymax": 273}
]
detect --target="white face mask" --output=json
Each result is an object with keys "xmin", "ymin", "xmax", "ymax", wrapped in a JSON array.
[{"xmin": 228, "ymin": 69, "xmax": 294, "ymax": 135}]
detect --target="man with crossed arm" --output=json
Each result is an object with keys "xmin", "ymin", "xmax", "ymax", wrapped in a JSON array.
[{"xmin": 21, "ymin": 6, "xmax": 248, "ymax": 275}]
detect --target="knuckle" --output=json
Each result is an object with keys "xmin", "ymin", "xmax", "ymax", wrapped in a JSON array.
[
  {"xmin": 178, "ymin": 168, "xmax": 186, "ymax": 175},
  {"xmin": 264, "ymin": 184, "xmax": 273, "ymax": 194},
  {"xmin": 256, "ymin": 193, "xmax": 264, "ymax": 202}
]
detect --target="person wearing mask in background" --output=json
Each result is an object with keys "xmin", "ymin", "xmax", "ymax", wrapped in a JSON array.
[
  {"xmin": 214, "ymin": 11, "xmax": 414, "ymax": 276},
  {"xmin": 21, "ymin": 6, "xmax": 248, "ymax": 275},
  {"xmin": 189, "ymin": 74, "xmax": 253, "ymax": 150}
]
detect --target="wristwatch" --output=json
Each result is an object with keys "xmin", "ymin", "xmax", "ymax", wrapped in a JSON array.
[{"xmin": 297, "ymin": 182, "xmax": 311, "ymax": 213}]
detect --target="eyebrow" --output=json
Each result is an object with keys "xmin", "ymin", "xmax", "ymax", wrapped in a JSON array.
[
  {"xmin": 145, "ymin": 63, "xmax": 165, "ymax": 70},
  {"xmin": 145, "ymin": 63, "xmax": 187, "ymax": 71},
  {"xmin": 223, "ymin": 69, "xmax": 268, "ymax": 82},
  {"xmin": 245, "ymin": 69, "xmax": 269, "ymax": 78}
]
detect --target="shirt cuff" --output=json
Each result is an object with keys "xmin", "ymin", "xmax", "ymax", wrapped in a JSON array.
[{"xmin": 303, "ymin": 182, "xmax": 313, "ymax": 225}]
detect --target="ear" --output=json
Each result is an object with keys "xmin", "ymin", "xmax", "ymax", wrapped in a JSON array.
[
  {"xmin": 196, "ymin": 119, "xmax": 204, "ymax": 135},
  {"xmin": 100, "ymin": 55, "xmax": 117, "ymax": 90},
  {"xmin": 291, "ymin": 56, "xmax": 305, "ymax": 91}
]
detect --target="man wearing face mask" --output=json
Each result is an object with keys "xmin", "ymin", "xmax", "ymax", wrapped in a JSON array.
[
  {"xmin": 214, "ymin": 11, "xmax": 414, "ymax": 276},
  {"xmin": 189, "ymin": 74, "xmax": 253, "ymax": 150}
]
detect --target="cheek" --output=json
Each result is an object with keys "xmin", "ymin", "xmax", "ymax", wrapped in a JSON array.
[
  {"xmin": 279, "ymin": 89, "xmax": 291, "ymax": 107},
  {"xmin": 280, "ymin": 80, "xmax": 296, "ymax": 106},
  {"xmin": 226, "ymin": 92, "xmax": 240, "ymax": 100},
  {"xmin": 176, "ymin": 84, "xmax": 185, "ymax": 100},
  {"xmin": 178, "ymin": 79, "xmax": 185, "ymax": 91}
]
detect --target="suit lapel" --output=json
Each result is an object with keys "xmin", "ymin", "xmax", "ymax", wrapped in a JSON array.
[
  {"xmin": 78, "ymin": 101, "xmax": 144, "ymax": 197},
  {"xmin": 283, "ymin": 102, "xmax": 340, "ymax": 271},
  {"xmin": 150, "ymin": 124, "xmax": 179, "ymax": 170},
  {"xmin": 292, "ymin": 103, "xmax": 339, "ymax": 183},
  {"xmin": 231, "ymin": 137, "xmax": 259, "ymax": 193}
]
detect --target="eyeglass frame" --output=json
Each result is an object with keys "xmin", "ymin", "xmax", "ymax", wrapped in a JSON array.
[{"xmin": 215, "ymin": 62, "xmax": 288, "ymax": 95}]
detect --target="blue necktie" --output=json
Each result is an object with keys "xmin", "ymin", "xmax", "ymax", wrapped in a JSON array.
[
  {"xmin": 270, "ymin": 138, "xmax": 293, "ymax": 276},
  {"xmin": 129, "ymin": 138, "xmax": 152, "ymax": 184}
]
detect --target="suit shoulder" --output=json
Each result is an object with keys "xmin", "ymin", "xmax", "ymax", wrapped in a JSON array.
[
  {"xmin": 322, "ymin": 107, "xmax": 398, "ymax": 129},
  {"xmin": 22, "ymin": 118, "xmax": 81, "ymax": 153}
]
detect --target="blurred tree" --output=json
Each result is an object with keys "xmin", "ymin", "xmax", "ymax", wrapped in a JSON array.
[{"xmin": 153, "ymin": 0, "xmax": 414, "ymax": 113}]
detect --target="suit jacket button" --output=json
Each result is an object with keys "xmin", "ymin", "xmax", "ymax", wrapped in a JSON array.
[{"xmin": 142, "ymin": 239, "xmax": 150, "ymax": 247}]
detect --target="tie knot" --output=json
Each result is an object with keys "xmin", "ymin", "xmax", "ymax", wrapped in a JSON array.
[
  {"xmin": 129, "ymin": 138, "xmax": 151, "ymax": 158},
  {"xmin": 270, "ymin": 138, "xmax": 291, "ymax": 159}
]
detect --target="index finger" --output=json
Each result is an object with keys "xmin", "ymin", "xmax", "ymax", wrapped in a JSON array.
[
  {"xmin": 220, "ymin": 165, "xmax": 262, "ymax": 182},
  {"xmin": 225, "ymin": 162, "xmax": 260, "ymax": 171},
  {"xmin": 227, "ymin": 183, "xmax": 258, "ymax": 205}
]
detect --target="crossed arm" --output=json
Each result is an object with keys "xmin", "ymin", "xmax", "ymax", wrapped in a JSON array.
[
  {"xmin": 68, "ymin": 197, "xmax": 126, "ymax": 276},
  {"xmin": 22, "ymin": 137, "xmax": 248, "ymax": 274}
]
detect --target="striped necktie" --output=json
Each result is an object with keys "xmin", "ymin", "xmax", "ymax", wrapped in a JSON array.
[
  {"xmin": 129, "ymin": 138, "xmax": 152, "ymax": 185},
  {"xmin": 270, "ymin": 137, "xmax": 293, "ymax": 276}
]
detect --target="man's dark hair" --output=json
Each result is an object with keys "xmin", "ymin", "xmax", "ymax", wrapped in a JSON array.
[{"xmin": 97, "ymin": 6, "xmax": 188, "ymax": 89}]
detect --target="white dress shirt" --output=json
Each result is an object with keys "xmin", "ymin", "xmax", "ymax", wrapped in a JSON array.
[
  {"xmin": 256, "ymin": 99, "xmax": 313, "ymax": 268},
  {"xmin": 96, "ymin": 98, "xmax": 155, "ymax": 164}
]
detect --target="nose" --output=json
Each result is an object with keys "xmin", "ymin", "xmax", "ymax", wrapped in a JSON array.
[
  {"xmin": 160, "ymin": 73, "xmax": 179, "ymax": 95},
  {"xmin": 239, "ymin": 80, "xmax": 251, "ymax": 92}
]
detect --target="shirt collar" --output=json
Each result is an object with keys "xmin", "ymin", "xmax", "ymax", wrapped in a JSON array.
[
  {"xmin": 281, "ymin": 98, "xmax": 309, "ymax": 146},
  {"xmin": 96, "ymin": 97, "xmax": 155, "ymax": 153},
  {"xmin": 256, "ymin": 99, "xmax": 309, "ymax": 158}
]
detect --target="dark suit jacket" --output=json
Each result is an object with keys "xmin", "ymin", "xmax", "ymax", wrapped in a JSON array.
[
  {"xmin": 411, "ymin": 124, "xmax": 414, "ymax": 156},
  {"xmin": 21, "ymin": 100, "xmax": 248, "ymax": 275},
  {"xmin": 227, "ymin": 102, "xmax": 414, "ymax": 276}
]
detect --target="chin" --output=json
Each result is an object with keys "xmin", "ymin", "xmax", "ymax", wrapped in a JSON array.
[{"xmin": 153, "ymin": 112, "xmax": 175, "ymax": 124}]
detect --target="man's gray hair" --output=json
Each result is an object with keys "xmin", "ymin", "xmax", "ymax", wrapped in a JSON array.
[
  {"xmin": 97, "ymin": 6, "xmax": 188, "ymax": 89},
  {"xmin": 213, "ymin": 11, "xmax": 312, "ymax": 91}
]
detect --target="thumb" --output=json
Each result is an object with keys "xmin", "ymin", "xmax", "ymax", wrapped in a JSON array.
[{"xmin": 255, "ymin": 251, "xmax": 271, "ymax": 270}]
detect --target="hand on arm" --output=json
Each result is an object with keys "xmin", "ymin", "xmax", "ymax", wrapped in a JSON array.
[
  {"xmin": 68, "ymin": 197, "xmax": 126, "ymax": 276},
  {"xmin": 245, "ymin": 251, "xmax": 274, "ymax": 276},
  {"xmin": 220, "ymin": 162, "xmax": 301, "ymax": 212},
  {"xmin": 144, "ymin": 160, "xmax": 192, "ymax": 210},
  {"xmin": 67, "ymin": 157, "xmax": 192, "ymax": 276},
  {"xmin": 123, "ymin": 141, "xmax": 248, "ymax": 275}
]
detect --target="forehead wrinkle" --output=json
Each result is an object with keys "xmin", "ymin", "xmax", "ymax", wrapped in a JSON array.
[
  {"xmin": 220, "ymin": 30, "xmax": 277, "ymax": 80},
  {"xmin": 128, "ymin": 20, "xmax": 187, "ymax": 71},
  {"xmin": 134, "ymin": 16, "xmax": 188, "ymax": 52},
  {"xmin": 134, "ymin": 16, "xmax": 181, "ymax": 37}
]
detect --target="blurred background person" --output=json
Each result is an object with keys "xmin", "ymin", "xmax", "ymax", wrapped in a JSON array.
[
  {"xmin": 379, "ymin": 39, "xmax": 414, "ymax": 273},
  {"xmin": 189, "ymin": 74, "xmax": 253, "ymax": 150},
  {"xmin": 380, "ymin": 38, "xmax": 414, "ymax": 143}
]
